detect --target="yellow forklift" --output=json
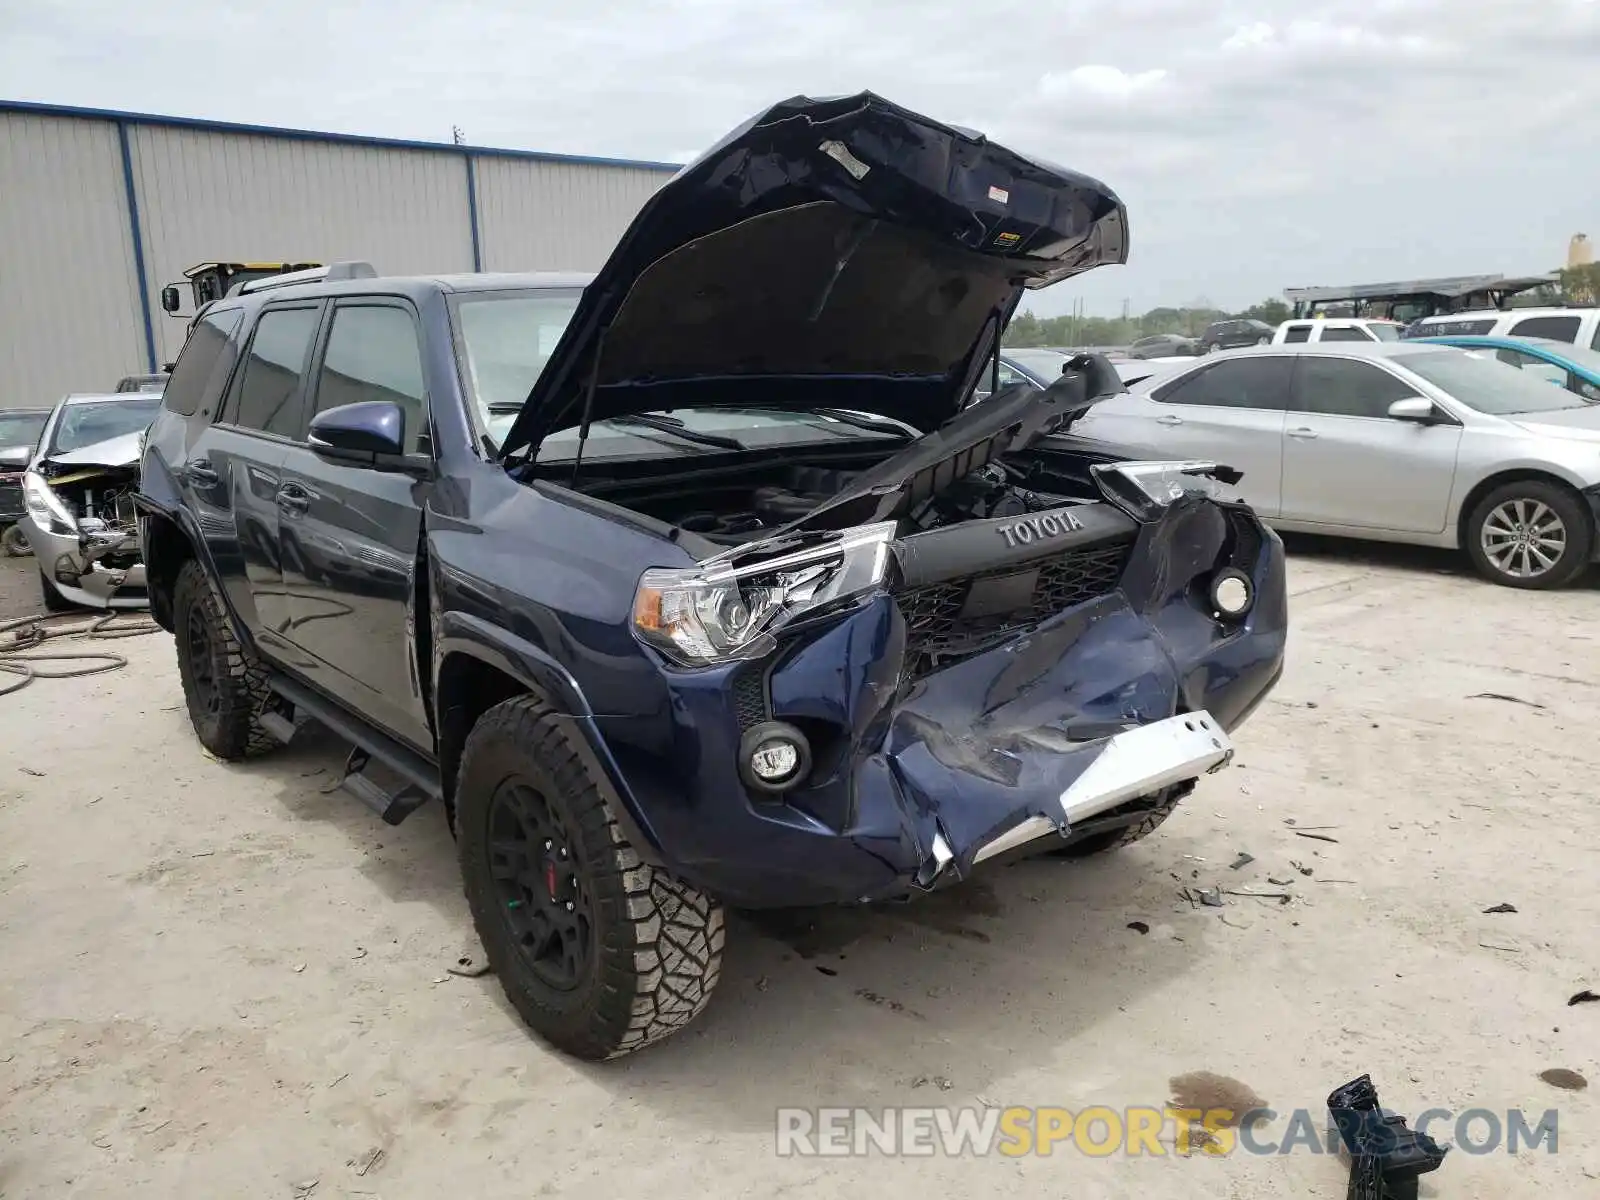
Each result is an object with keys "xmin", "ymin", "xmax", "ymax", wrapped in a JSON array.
[{"xmin": 159, "ymin": 262, "xmax": 323, "ymax": 319}]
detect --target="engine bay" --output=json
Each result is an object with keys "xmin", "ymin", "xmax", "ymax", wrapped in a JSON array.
[
  {"xmin": 609, "ymin": 458, "xmax": 1097, "ymax": 546},
  {"xmin": 35, "ymin": 462, "xmax": 142, "ymax": 563}
]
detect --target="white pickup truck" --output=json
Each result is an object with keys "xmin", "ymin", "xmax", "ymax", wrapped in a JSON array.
[{"xmin": 1271, "ymin": 317, "xmax": 1405, "ymax": 345}]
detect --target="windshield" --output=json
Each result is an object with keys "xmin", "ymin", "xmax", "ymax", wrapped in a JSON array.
[
  {"xmin": 47, "ymin": 396, "xmax": 162, "ymax": 454},
  {"xmin": 1394, "ymin": 351, "xmax": 1589, "ymax": 415},
  {"xmin": 456, "ymin": 287, "xmax": 913, "ymax": 455},
  {"xmin": 0, "ymin": 411, "xmax": 48, "ymax": 448},
  {"xmin": 1367, "ymin": 323, "xmax": 1402, "ymax": 342}
]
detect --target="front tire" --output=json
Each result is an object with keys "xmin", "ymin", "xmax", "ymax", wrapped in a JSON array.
[
  {"xmin": 3, "ymin": 525, "xmax": 32, "ymax": 557},
  {"xmin": 1255, "ymin": 335, "xmax": 1270, "ymax": 345},
  {"xmin": 1465, "ymin": 481, "xmax": 1592, "ymax": 589},
  {"xmin": 456, "ymin": 695, "xmax": 725, "ymax": 1060},
  {"xmin": 171, "ymin": 559, "xmax": 276, "ymax": 758},
  {"xmin": 38, "ymin": 568, "xmax": 75, "ymax": 612},
  {"xmin": 1050, "ymin": 788, "xmax": 1184, "ymax": 857}
]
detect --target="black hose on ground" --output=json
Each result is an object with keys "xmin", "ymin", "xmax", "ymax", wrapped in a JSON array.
[{"xmin": 0, "ymin": 608, "xmax": 162, "ymax": 698}]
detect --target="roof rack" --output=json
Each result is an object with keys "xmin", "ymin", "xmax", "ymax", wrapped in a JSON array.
[{"xmin": 231, "ymin": 261, "xmax": 378, "ymax": 296}]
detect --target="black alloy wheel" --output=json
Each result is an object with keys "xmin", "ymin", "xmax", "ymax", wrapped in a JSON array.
[{"xmin": 487, "ymin": 780, "xmax": 594, "ymax": 992}]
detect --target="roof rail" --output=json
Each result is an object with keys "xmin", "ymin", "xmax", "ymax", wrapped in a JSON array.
[{"xmin": 231, "ymin": 261, "xmax": 379, "ymax": 296}]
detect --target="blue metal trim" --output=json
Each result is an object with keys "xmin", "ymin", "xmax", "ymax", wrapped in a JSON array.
[
  {"xmin": 116, "ymin": 121, "xmax": 158, "ymax": 372},
  {"xmin": 464, "ymin": 155, "xmax": 483, "ymax": 272},
  {"xmin": 1, "ymin": 98, "xmax": 682, "ymax": 173}
]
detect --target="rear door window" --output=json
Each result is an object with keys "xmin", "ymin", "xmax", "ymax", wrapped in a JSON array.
[
  {"xmin": 1151, "ymin": 358, "xmax": 1294, "ymax": 409},
  {"xmin": 1508, "ymin": 315, "xmax": 1582, "ymax": 342},
  {"xmin": 1281, "ymin": 324, "xmax": 1312, "ymax": 343},
  {"xmin": 160, "ymin": 308, "xmax": 244, "ymax": 418},
  {"xmin": 223, "ymin": 305, "xmax": 323, "ymax": 439},
  {"xmin": 1294, "ymin": 357, "xmax": 1421, "ymax": 419}
]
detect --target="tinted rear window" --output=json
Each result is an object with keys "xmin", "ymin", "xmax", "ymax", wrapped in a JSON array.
[
  {"xmin": 1508, "ymin": 315, "xmax": 1582, "ymax": 343},
  {"xmin": 161, "ymin": 308, "xmax": 244, "ymax": 417},
  {"xmin": 1414, "ymin": 318, "xmax": 1497, "ymax": 337}
]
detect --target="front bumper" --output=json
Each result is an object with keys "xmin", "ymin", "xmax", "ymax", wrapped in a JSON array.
[
  {"xmin": 592, "ymin": 497, "xmax": 1288, "ymax": 909},
  {"xmin": 18, "ymin": 513, "xmax": 148, "ymax": 609}
]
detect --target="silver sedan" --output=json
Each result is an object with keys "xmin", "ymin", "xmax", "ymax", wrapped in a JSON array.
[{"xmin": 1073, "ymin": 343, "xmax": 1600, "ymax": 588}]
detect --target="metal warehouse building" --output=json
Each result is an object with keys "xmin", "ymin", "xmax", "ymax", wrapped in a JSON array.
[{"xmin": 0, "ymin": 100, "xmax": 678, "ymax": 408}]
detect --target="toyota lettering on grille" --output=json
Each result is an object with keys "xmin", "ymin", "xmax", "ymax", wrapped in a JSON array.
[{"xmin": 997, "ymin": 509, "xmax": 1085, "ymax": 548}]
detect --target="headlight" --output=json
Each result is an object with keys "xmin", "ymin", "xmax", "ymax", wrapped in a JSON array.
[
  {"xmin": 1091, "ymin": 460, "xmax": 1242, "ymax": 521},
  {"xmin": 632, "ymin": 521, "xmax": 896, "ymax": 666},
  {"xmin": 23, "ymin": 471, "xmax": 77, "ymax": 535}
]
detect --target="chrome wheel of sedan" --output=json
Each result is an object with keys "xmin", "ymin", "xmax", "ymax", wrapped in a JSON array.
[
  {"xmin": 1480, "ymin": 499, "xmax": 1566, "ymax": 579},
  {"xmin": 1466, "ymin": 481, "xmax": 1592, "ymax": 590}
]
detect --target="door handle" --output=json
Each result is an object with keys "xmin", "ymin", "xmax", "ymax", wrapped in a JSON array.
[
  {"xmin": 1287, "ymin": 427, "xmax": 1319, "ymax": 440},
  {"xmin": 1156, "ymin": 414, "xmax": 1183, "ymax": 426},
  {"xmin": 185, "ymin": 459, "xmax": 218, "ymax": 486},
  {"xmin": 276, "ymin": 484, "xmax": 310, "ymax": 516}
]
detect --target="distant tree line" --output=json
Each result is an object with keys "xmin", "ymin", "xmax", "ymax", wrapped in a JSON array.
[
  {"xmin": 1008, "ymin": 269, "xmax": 1600, "ymax": 349},
  {"xmin": 1004, "ymin": 298, "xmax": 1291, "ymax": 348}
]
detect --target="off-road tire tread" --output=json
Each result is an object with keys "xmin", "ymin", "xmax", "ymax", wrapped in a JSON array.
[
  {"xmin": 1052, "ymin": 792, "xmax": 1180, "ymax": 857},
  {"xmin": 457, "ymin": 695, "xmax": 724, "ymax": 1060},
  {"xmin": 1465, "ymin": 480, "xmax": 1593, "ymax": 590},
  {"xmin": 172, "ymin": 559, "xmax": 275, "ymax": 759}
]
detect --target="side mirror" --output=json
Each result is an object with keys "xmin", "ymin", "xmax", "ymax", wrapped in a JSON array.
[
  {"xmin": 1388, "ymin": 397, "xmax": 1439, "ymax": 424},
  {"xmin": 308, "ymin": 401, "xmax": 415, "ymax": 470},
  {"xmin": 0, "ymin": 444, "xmax": 31, "ymax": 469},
  {"xmin": 160, "ymin": 285, "xmax": 182, "ymax": 313}
]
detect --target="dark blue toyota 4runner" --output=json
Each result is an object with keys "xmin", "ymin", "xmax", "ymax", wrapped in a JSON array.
[{"xmin": 136, "ymin": 93, "xmax": 1287, "ymax": 1060}]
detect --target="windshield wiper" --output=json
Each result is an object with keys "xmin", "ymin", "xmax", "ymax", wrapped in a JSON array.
[
  {"xmin": 486, "ymin": 402, "xmax": 524, "ymax": 414},
  {"xmin": 607, "ymin": 414, "xmax": 745, "ymax": 451},
  {"xmin": 811, "ymin": 408, "xmax": 916, "ymax": 436}
]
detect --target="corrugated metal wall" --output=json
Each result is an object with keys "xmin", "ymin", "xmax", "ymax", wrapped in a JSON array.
[
  {"xmin": 131, "ymin": 126, "xmax": 478, "ymax": 365},
  {"xmin": 0, "ymin": 104, "xmax": 676, "ymax": 409},
  {"xmin": 0, "ymin": 113, "xmax": 148, "ymax": 407},
  {"xmin": 474, "ymin": 158, "xmax": 668, "ymax": 271}
]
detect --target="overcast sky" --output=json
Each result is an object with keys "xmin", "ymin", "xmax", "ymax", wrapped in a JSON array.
[{"xmin": 4, "ymin": 0, "xmax": 1597, "ymax": 316}]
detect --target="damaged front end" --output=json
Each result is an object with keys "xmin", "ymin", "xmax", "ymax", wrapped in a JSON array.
[
  {"xmin": 609, "ymin": 384, "xmax": 1286, "ymax": 907},
  {"xmin": 23, "ymin": 435, "xmax": 149, "ymax": 608}
]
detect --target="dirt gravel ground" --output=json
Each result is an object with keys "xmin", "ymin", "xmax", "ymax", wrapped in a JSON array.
[{"xmin": 1, "ymin": 544, "xmax": 1596, "ymax": 1199}]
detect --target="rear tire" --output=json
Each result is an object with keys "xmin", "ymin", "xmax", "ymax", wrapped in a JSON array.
[
  {"xmin": 456, "ymin": 695, "xmax": 725, "ymax": 1060},
  {"xmin": 171, "ymin": 559, "xmax": 276, "ymax": 759},
  {"xmin": 1255, "ymin": 335, "xmax": 1270, "ymax": 345},
  {"xmin": 38, "ymin": 568, "xmax": 74, "ymax": 613},
  {"xmin": 1464, "ymin": 480, "xmax": 1592, "ymax": 589}
]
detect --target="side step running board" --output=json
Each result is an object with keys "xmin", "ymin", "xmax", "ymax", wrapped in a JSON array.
[
  {"xmin": 341, "ymin": 747, "xmax": 432, "ymax": 826},
  {"xmin": 265, "ymin": 673, "xmax": 443, "ymax": 826}
]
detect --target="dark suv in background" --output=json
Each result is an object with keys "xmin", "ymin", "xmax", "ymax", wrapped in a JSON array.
[
  {"xmin": 1200, "ymin": 318, "xmax": 1275, "ymax": 353},
  {"xmin": 136, "ymin": 92, "xmax": 1288, "ymax": 1061}
]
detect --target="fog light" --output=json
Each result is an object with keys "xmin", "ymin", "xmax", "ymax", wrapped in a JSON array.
[
  {"xmin": 738, "ymin": 720, "xmax": 812, "ymax": 794},
  {"xmin": 1209, "ymin": 568, "xmax": 1253, "ymax": 619}
]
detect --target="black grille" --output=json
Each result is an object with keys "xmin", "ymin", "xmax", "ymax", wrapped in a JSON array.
[
  {"xmin": 897, "ymin": 540, "xmax": 1132, "ymax": 679},
  {"xmin": 0, "ymin": 477, "xmax": 22, "ymax": 522},
  {"xmin": 731, "ymin": 667, "xmax": 768, "ymax": 731}
]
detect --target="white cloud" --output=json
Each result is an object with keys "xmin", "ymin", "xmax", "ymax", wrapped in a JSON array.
[
  {"xmin": 1038, "ymin": 65, "xmax": 1170, "ymax": 102},
  {"xmin": 1, "ymin": 0, "xmax": 1596, "ymax": 315}
]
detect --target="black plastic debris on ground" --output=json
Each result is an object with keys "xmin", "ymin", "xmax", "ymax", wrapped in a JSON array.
[
  {"xmin": 1482, "ymin": 903, "xmax": 1518, "ymax": 914},
  {"xmin": 1569, "ymin": 990, "xmax": 1599, "ymax": 1006},
  {"xmin": 1327, "ymin": 1074, "xmax": 1448, "ymax": 1200},
  {"xmin": 1230, "ymin": 852, "xmax": 1255, "ymax": 870},
  {"xmin": 1127, "ymin": 921, "xmax": 1150, "ymax": 935}
]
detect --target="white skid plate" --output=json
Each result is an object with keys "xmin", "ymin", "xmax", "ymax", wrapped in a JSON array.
[{"xmin": 1059, "ymin": 710, "xmax": 1233, "ymax": 826}]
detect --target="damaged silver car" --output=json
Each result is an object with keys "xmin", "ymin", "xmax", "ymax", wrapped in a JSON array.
[{"xmin": 18, "ymin": 391, "xmax": 159, "ymax": 611}]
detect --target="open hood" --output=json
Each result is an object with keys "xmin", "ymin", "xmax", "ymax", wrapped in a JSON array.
[
  {"xmin": 498, "ymin": 91, "xmax": 1127, "ymax": 463},
  {"xmin": 40, "ymin": 430, "xmax": 144, "ymax": 471}
]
